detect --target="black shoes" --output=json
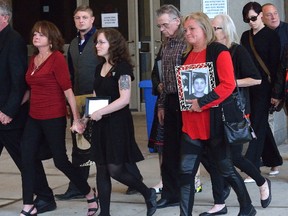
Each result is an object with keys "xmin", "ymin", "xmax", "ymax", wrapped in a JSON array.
[
  {"xmin": 199, "ymin": 206, "xmax": 228, "ymax": 216},
  {"xmin": 34, "ymin": 198, "xmax": 57, "ymax": 214},
  {"xmin": 126, "ymin": 187, "xmax": 139, "ymax": 195},
  {"xmin": 54, "ymin": 189, "xmax": 85, "ymax": 200},
  {"xmin": 20, "ymin": 206, "xmax": 37, "ymax": 216},
  {"xmin": 86, "ymin": 189, "xmax": 99, "ymax": 216},
  {"xmin": 146, "ymin": 188, "xmax": 157, "ymax": 216},
  {"xmin": 237, "ymin": 205, "xmax": 256, "ymax": 216},
  {"xmin": 156, "ymin": 198, "xmax": 179, "ymax": 209},
  {"xmin": 261, "ymin": 178, "xmax": 272, "ymax": 208}
]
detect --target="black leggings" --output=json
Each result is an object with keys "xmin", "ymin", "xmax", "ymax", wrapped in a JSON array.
[
  {"xmin": 96, "ymin": 163, "xmax": 150, "ymax": 216},
  {"xmin": 202, "ymin": 143, "xmax": 266, "ymax": 205}
]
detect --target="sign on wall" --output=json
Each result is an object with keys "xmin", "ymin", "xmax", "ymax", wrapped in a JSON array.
[
  {"xmin": 202, "ymin": 0, "xmax": 228, "ymax": 18},
  {"xmin": 101, "ymin": 13, "xmax": 119, "ymax": 28}
]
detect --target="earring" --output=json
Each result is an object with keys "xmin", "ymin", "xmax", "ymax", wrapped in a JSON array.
[{"xmin": 50, "ymin": 44, "xmax": 52, "ymax": 49}]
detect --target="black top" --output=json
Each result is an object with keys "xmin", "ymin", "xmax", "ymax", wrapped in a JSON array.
[
  {"xmin": 241, "ymin": 27, "xmax": 283, "ymax": 99},
  {"xmin": 275, "ymin": 21, "xmax": 288, "ymax": 66}
]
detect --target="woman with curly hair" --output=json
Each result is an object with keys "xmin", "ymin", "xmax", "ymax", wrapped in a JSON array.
[{"xmin": 83, "ymin": 28, "xmax": 157, "ymax": 216}]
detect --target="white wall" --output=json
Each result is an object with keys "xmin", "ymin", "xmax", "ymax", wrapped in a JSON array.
[{"xmin": 180, "ymin": 0, "xmax": 284, "ymax": 38}]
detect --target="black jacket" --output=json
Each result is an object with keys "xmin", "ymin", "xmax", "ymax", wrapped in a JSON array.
[{"xmin": 0, "ymin": 25, "xmax": 28, "ymax": 130}]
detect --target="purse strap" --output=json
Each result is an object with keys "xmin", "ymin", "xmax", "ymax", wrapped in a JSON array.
[
  {"xmin": 249, "ymin": 31, "xmax": 271, "ymax": 82},
  {"xmin": 230, "ymin": 44, "xmax": 245, "ymax": 113},
  {"xmin": 222, "ymin": 44, "xmax": 245, "ymax": 120}
]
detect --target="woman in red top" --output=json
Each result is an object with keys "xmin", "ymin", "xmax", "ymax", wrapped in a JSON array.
[
  {"xmin": 20, "ymin": 21, "xmax": 98, "ymax": 216},
  {"xmin": 179, "ymin": 12, "xmax": 255, "ymax": 216}
]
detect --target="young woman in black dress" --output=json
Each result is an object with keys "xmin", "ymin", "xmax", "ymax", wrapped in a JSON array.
[{"xmin": 84, "ymin": 28, "xmax": 157, "ymax": 216}]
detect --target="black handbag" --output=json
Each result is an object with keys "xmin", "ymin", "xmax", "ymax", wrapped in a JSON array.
[
  {"xmin": 222, "ymin": 71, "xmax": 256, "ymax": 145},
  {"xmin": 83, "ymin": 119, "xmax": 94, "ymax": 144},
  {"xmin": 222, "ymin": 111, "xmax": 255, "ymax": 145}
]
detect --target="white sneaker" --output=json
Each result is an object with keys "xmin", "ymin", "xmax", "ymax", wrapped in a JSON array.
[
  {"xmin": 153, "ymin": 187, "xmax": 162, "ymax": 194},
  {"xmin": 269, "ymin": 170, "xmax": 280, "ymax": 175},
  {"xmin": 244, "ymin": 177, "xmax": 255, "ymax": 183}
]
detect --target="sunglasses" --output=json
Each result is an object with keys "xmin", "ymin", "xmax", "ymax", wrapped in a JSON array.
[
  {"xmin": 244, "ymin": 14, "xmax": 259, "ymax": 23},
  {"xmin": 213, "ymin": 26, "xmax": 223, "ymax": 31}
]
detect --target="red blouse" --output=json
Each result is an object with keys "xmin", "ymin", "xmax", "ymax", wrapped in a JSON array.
[
  {"xmin": 182, "ymin": 49, "xmax": 234, "ymax": 140},
  {"xmin": 26, "ymin": 51, "xmax": 72, "ymax": 120}
]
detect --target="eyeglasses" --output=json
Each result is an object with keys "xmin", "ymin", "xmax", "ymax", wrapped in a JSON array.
[
  {"xmin": 244, "ymin": 14, "xmax": 259, "ymax": 23},
  {"xmin": 95, "ymin": 40, "xmax": 108, "ymax": 45},
  {"xmin": 213, "ymin": 26, "xmax": 223, "ymax": 31},
  {"xmin": 157, "ymin": 18, "xmax": 177, "ymax": 29}
]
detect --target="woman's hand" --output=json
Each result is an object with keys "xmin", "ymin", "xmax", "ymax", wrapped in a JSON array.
[
  {"xmin": 70, "ymin": 119, "xmax": 85, "ymax": 134},
  {"xmin": 90, "ymin": 111, "xmax": 103, "ymax": 122},
  {"xmin": 187, "ymin": 99, "xmax": 202, "ymax": 112}
]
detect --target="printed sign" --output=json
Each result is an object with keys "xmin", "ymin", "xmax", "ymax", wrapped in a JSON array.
[
  {"xmin": 101, "ymin": 13, "xmax": 119, "ymax": 27},
  {"xmin": 202, "ymin": 0, "xmax": 228, "ymax": 18}
]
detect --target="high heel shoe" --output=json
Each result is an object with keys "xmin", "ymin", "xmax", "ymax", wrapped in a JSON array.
[
  {"xmin": 87, "ymin": 189, "xmax": 99, "ymax": 216},
  {"xmin": 21, "ymin": 206, "xmax": 37, "ymax": 216}
]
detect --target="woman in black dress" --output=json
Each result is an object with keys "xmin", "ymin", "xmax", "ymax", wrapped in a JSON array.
[{"xmin": 85, "ymin": 28, "xmax": 157, "ymax": 216}]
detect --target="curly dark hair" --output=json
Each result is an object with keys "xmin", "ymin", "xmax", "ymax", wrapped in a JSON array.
[
  {"xmin": 94, "ymin": 28, "xmax": 134, "ymax": 67},
  {"xmin": 31, "ymin": 20, "xmax": 65, "ymax": 54}
]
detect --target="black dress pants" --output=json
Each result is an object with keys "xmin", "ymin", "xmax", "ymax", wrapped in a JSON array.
[
  {"xmin": 161, "ymin": 94, "xmax": 182, "ymax": 201},
  {"xmin": 0, "ymin": 129, "xmax": 54, "ymax": 201},
  {"xmin": 21, "ymin": 117, "xmax": 90, "ymax": 204}
]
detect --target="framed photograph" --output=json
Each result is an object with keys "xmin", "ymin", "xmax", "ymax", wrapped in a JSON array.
[
  {"xmin": 85, "ymin": 96, "xmax": 110, "ymax": 117},
  {"xmin": 175, "ymin": 62, "xmax": 216, "ymax": 111}
]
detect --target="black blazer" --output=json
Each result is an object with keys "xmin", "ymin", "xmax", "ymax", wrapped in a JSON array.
[{"xmin": 0, "ymin": 25, "xmax": 28, "ymax": 130}]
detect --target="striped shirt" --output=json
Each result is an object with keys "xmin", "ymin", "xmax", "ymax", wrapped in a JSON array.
[{"xmin": 159, "ymin": 36, "xmax": 186, "ymax": 108}]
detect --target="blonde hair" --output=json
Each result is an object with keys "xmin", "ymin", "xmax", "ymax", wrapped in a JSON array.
[
  {"xmin": 183, "ymin": 12, "xmax": 216, "ymax": 53},
  {"xmin": 213, "ymin": 14, "xmax": 239, "ymax": 47}
]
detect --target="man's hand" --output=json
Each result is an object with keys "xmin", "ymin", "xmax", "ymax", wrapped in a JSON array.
[
  {"xmin": 271, "ymin": 98, "xmax": 281, "ymax": 107},
  {"xmin": 158, "ymin": 108, "xmax": 164, "ymax": 126},
  {"xmin": 0, "ymin": 111, "xmax": 13, "ymax": 125}
]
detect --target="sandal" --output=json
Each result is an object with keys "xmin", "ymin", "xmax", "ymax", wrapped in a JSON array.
[
  {"xmin": 21, "ymin": 206, "xmax": 37, "ymax": 216},
  {"xmin": 87, "ymin": 189, "xmax": 99, "ymax": 216}
]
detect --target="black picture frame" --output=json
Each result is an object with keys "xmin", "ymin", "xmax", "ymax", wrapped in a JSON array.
[{"xmin": 85, "ymin": 96, "xmax": 110, "ymax": 117}]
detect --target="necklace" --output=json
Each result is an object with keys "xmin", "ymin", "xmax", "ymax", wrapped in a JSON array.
[{"xmin": 31, "ymin": 51, "xmax": 52, "ymax": 75}]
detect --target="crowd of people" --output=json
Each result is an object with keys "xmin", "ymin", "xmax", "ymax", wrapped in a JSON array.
[{"xmin": 0, "ymin": 0, "xmax": 287, "ymax": 216}]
